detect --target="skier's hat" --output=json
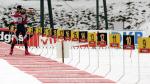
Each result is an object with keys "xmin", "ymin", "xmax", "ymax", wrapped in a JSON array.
[{"xmin": 17, "ymin": 5, "xmax": 22, "ymax": 9}]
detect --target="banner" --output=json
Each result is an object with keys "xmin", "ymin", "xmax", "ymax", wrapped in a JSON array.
[
  {"xmin": 35, "ymin": 27, "xmax": 42, "ymax": 35},
  {"xmin": 97, "ymin": 33, "xmax": 107, "ymax": 47},
  {"xmin": 123, "ymin": 35, "xmax": 134, "ymax": 49},
  {"xmin": 39, "ymin": 35, "xmax": 50, "ymax": 47},
  {"xmin": 52, "ymin": 29, "xmax": 57, "ymax": 38},
  {"xmin": 111, "ymin": 31, "xmax": 143, "ymax": 45},
  {"xmin": 109, "ymin": 33, "xmax": 120, "ymax": 48},
  {"xmin": 79, "ymin": 31, "xmax": 88, "ymax": 42},
  {"xmin": 71, "ymin": 30, "xmax": 79, "ymax": 41},
  {"xmin": 0, "ymin": 28, "xmax": 38, "ymax": 46},
  {"xmin": 10, "ymin": 26, "xmax": 16, "ymax": 32},
  {"xmin": 88, "ymin": 32, "xmax": 97, "ymax": 47},
  {"xmin": 43, "ymin": 28, "xmax": 51, "ymax": 37},
  {"xmin": 27, "ymin": 27, "xmax": 33, "ymax": 35},
  {"xmin": 64, "ymin": 30, "xmax": 71, "ymax": 41},
  {"xmin": 0, "ymin": 30, "xmax": 13, "ymax": 43},
  {"xmin": 57, "ymin": 28, "xmax": 64, "ymax": 39},
  {"xmin": 28, "ymin": 34, "xmax": 39, "ymax": 47},
  {"xmin": 138, "ymin": 37, "xmax": 150, "ymax": 53}
]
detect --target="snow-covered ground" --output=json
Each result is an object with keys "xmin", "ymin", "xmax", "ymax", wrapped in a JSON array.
[
  {"xmin": 1, "ymin": 0, "xmax": 150, "ymax": 84},
  {"xmin": 16, "ymin": 38, "xmax": 150, "ymax": 84},
  {"xmin": 24, "ymin": 43, "xmax": 150, "ymax": 84},
  {"xmin": 0, "ymin": 59, "xmax": 42, "ymax": 84}
]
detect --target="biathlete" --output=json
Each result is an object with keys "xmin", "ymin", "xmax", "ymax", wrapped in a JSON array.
[{"xmin": 9, "ymin": 5, "xmax": 30, "ymax": 55}]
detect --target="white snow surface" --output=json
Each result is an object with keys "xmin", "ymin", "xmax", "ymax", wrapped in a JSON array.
[
  {"xmin": 0, "ymin": 59, "xmax": 42, "ymax": 84},
  {"xmin": 16, "ymin": 40, "xmax": 150, "ymax": 84}
]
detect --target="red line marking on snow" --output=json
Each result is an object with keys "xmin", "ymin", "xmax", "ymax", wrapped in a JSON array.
[{"xmin": 0, "ymin": 42, "xmax": 116, "ymax": 83}]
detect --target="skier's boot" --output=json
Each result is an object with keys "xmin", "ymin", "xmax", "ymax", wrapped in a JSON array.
[
  {"xmin": 25, "ymin": 49, "xmax": 30, "ymax": 55},
  {"xmin": 9, "ymin": 49, "xmax": 13, "ymax": 55}
]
